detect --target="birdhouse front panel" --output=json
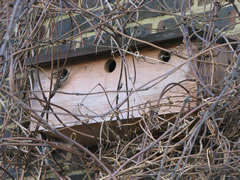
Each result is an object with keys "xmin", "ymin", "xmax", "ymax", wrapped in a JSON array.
[{"xmin": 30, "ymin": 43, "xmax": 196, "ymax": 131}]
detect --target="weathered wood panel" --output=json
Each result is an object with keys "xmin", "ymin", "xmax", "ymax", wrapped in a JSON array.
[{"xmin": 30, "ymin": 43, "xmax": 196, "ymax": 139}]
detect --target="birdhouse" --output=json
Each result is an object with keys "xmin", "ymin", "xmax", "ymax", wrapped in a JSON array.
[{"xmin": 27, "ymin": 29, "xmax": 197, "ymax": 145}]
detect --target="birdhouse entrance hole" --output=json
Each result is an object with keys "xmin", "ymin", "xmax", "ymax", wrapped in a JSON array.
[
  {"xmin": 158, "ymin": 51, "xmax": 171, "ymax": 62},
  {"xmin": 105, "ymin": 59, "xmax": 116, "ymax": 73}
]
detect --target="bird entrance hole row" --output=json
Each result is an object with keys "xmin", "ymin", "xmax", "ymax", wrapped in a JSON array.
[{"xmin": 104, "ymin": 51, "xmax": 171, "ymax": 73}]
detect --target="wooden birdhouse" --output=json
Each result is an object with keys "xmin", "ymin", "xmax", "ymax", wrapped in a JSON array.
[{"xmin": 27, "ymin": 29, "xmax": 197, "ymax": 145}]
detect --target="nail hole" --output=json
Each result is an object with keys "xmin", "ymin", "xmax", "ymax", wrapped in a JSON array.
[
  {"xmin": 105, "ymin": 59, "xmax": 116, "ymax": 73},
  {"xmin": 158, "ymin": 51, "xmax": 171, "ymax": 62}
]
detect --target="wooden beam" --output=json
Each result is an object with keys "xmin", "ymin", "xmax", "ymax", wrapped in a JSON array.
[{"xmin": 25, "ymin": 28, "xmax": 183, "ymax": 66}]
